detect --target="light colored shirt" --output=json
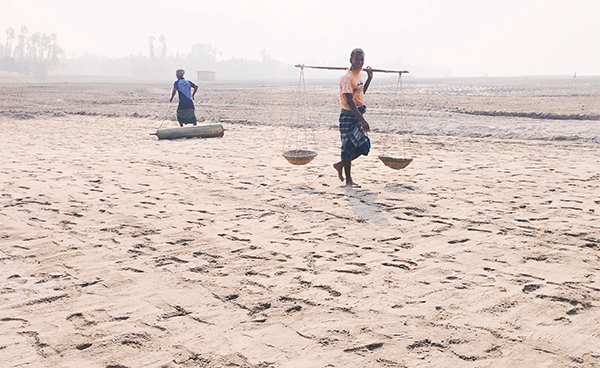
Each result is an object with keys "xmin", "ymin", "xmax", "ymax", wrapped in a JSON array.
[{"xmin": 339, "ymin": 69, "xmax": 364, "ymax": 110}]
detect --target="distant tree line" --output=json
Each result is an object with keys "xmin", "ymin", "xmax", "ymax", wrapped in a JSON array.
[
  {"xmin": 0, "ymin": 28, "xmax": 297, "ymax": 80},
  {"xmin": 0, "ymin": 26, "xmax": 64, "ymax": 78},
  {"xmin": 64, "ymin": 36, "xmax": 297, "ymax": 80}
]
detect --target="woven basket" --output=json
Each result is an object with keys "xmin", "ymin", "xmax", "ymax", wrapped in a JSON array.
[
  {"xmin": 378, "ymin": 155, "xmax": 413, "ymax": 170},
  {"xmin": 282, "ymin": 149, "xmax": 318, "ymax": 165}
]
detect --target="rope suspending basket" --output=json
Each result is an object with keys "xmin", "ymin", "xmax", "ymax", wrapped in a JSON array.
[
  {"xmin": 282, "ymin": 66, "xmax": 319, "ymax": 165},
  {"xmin": 378, "ymin": 69, "xmax": 413, "ymax": 170}
]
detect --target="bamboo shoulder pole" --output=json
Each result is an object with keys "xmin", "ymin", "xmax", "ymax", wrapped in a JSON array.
[{"xmin": 295, "ymin": 64, "xmax": 409, "ymax": 74}]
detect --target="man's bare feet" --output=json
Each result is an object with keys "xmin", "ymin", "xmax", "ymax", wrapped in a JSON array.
[
  {"xmin": 333, "ymin": 162, "xmax": 344, "ymax": 182},
  {"xmin": 345, "ymin": 181, "xmax": 361, "ymax": 188}
]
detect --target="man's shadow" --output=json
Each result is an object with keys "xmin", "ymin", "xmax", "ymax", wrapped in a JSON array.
[{"xmin": 344, "ymin": 187, "xmax": 391, "ymax": 227}]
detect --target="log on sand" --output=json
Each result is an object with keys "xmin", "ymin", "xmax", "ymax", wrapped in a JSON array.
[{"xmin": 153, "ymin": 124, "xmax": 224, "ymax": 140}]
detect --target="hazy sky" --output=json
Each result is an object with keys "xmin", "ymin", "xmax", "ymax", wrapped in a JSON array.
[{"xmin": 1, "ymin": 0, "xmax": 599, "ymax": 76}]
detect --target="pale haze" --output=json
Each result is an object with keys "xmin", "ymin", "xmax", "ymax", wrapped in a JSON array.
[{"xmin": 1, "ymin": 0, "xmax": 599, "ymax": 76}]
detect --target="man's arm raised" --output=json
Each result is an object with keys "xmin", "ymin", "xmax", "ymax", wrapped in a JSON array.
[{"xmin": 363, "ymin": 67, "xmax": 373, "ymax": 94}]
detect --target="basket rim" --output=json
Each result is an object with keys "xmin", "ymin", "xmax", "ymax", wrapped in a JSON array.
[
  {"xmin": 378, "ymin": 155, "xmax": 413, "ymax": 162},
  {"xmin": 283, "ymin": 155, "xmax": 317, "ymax": 166},
  {"xmin": 282, "ymin": 149, "xmax": 318, "ymax": 158}
]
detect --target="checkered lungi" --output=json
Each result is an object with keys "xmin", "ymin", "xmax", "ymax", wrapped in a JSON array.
[{"xmin": 339, "ymin": 105, "xmax": 370, "ymax": 162}]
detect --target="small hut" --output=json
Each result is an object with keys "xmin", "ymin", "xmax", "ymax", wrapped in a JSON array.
[{"xmin": 197, "ymin": 70, "xmax": 216, "ymax": 81}]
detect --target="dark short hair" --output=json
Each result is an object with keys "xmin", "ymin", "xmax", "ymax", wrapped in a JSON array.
[
  {"xmin": 176, "ymin": 69, "xmax": 185, "ymax": 73},
  {"xmin": 350, "ymin": 48, "xmax": 364, "ymax": 59}
]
